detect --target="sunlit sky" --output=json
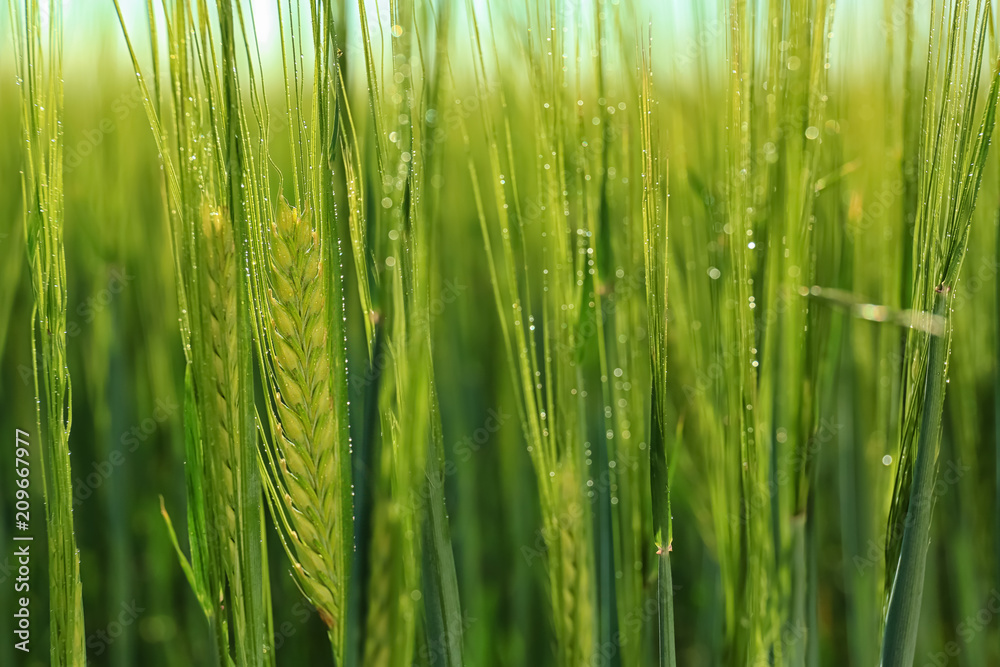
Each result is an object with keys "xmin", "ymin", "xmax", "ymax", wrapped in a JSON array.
[{"xmin": 0, "ymin": 0, "xmax": 911, "ymax": 84}]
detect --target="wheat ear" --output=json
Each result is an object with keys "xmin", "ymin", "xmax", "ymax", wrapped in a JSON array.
[
  {"xmin": 201, "ymin": 201, "xmax": 242, "ymax": 572},
  {"xmin": 550, "ymin": 465, "xmax": 594, "ymax": 667},
  {"xmin": 267, "ymin": 197, "xmax": 345, "ymax": 640},
  {"xmin": 362, "ymin": 494, "xmax": 399, "ymax": 667}
]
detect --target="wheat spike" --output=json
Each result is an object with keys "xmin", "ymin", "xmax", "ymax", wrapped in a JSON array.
[
  {"xmin": 551, "ymin": 465, "xmax": 594, "ymax": 667},
  {"xmin": 362, "ymin": 496, "xmax": 396, "ymax": 667},
  {"xmin": 202, "ymin": 201, "xmax": 241, "ymax": 571},
  {"xmin": 268, "ymin": 197, "xmax": 344, "ymax": 637}
]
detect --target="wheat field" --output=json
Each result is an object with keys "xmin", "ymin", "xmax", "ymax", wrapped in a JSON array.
[{"xmin": 1, "ymin": 1, "xmax": 999, "ymax": 666}]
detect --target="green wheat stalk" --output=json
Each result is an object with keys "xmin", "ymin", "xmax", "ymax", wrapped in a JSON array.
[
  {"xmin": 336, "ymin": 1, "xmax": 466, "ymax": 664},
  {"xmin": 112, "ymin": 2, "xmax": 272, "ymax": 664},
  {"xmin": 239, "ymin": 2, "xmax": 358, "ymax": 663},
  {"xmin": 9, "ymin": 0, "xmax": 86, "ymax": 664},
  {"xmin": 639, "ymin": 34, "xmax": 677, "ymax": 667},
  {"xmin": 881, "ymin": 1, "xmax": 1000, "ymax": 664}
]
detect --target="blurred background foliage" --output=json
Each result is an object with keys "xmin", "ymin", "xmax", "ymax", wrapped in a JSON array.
[{"xmin": 1, "ymin": 1, "xmax": 999, "ymax": 666}]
